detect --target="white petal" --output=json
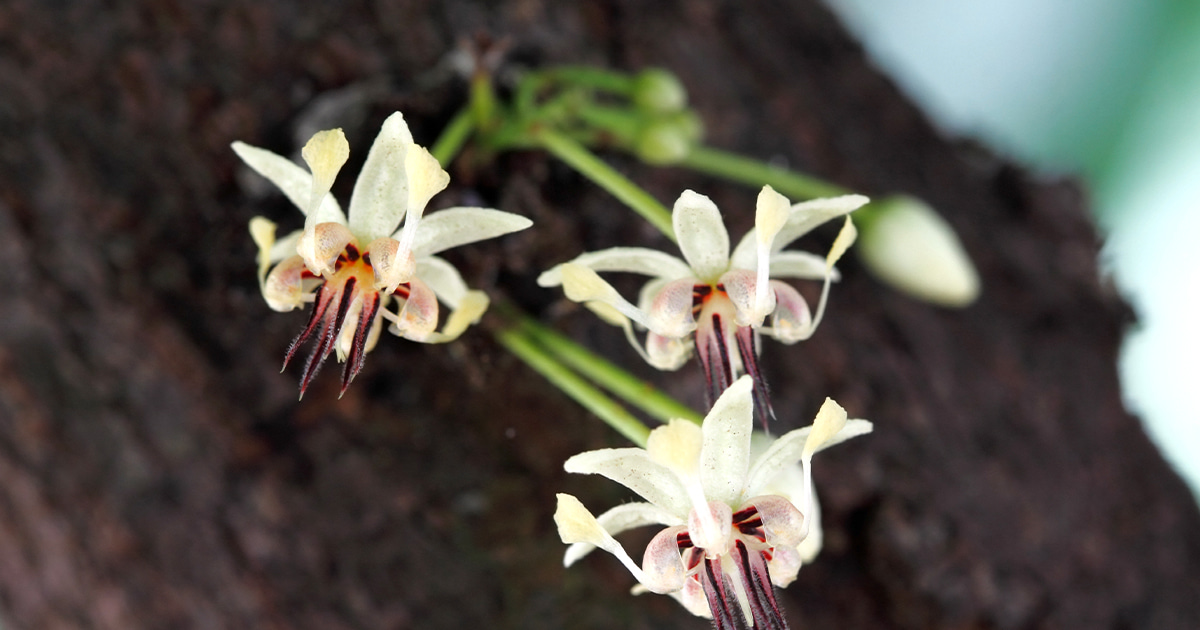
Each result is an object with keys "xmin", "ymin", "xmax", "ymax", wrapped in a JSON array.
[
  {"xmin": 555, "ymin": 494, "xmax": 646, "ymax": 581},
  {"xmin": 249, "ymin": 216, "xmax": 279, "ymax": 287},
  {"xmin": 347, "ymin": 112, "xmax": 414, "ymax": 242},
  {"xmin": 409, "ymin": 207, "xmax": 533, "ymax": 258},
  {"xmin": 672, "ymin": 190, "xmax": 730, "ymax": 282},
  {"xmin": 825, "ymin": 216, "xmax": 858, "ymax": 272},
  {"xmin": 647, "ymin": 419, "xmax": 704, "ymax": 477},
  {"xmin": 300, "ymin": 129, "xmax": 350, "ymax": 222},
  {"xmin": 699, "ymin": 375, "xmax": 754, "ymax": 505},
  {"xmin": 421, "ymin": 290, "xmax": 489, "ymax": 343},
  {"xmin": 537, "ymin": 247, "xmax": 692, "ymax": 287},
  {"xmin": 415, "ymin": 255, "xmax": 469, "ymax": 307},
  {"xmin": 564, "ymin": 502, "xmax": 681, "ymax": 567},
  {"xmin": 231, "ymin": 141, "xmax": 345, "ymax": 224},
  {"xmin": 559, "ymin": 264, "xmax": 658, "ymax": 332},
  {"xmin": 746, "ymin": 419, "xmax": 872, "ymax": 495},
  {"xmin": 753, "ymin": 186, "xmax": 791, "ymax": 319},
  {"xmin": 404, "ymin": 145, "xmax": 450, "ymax": 223},
  {"xmin": 730, "ymin": 193, "xmax": 867, "ymax": 264},
  {"xmin": 564, "ymin": 448, "xmax": 692, "ymax": 517},
  {"xmin": 765, "ymin": 251, "xmax": 837, "ymax": 281}
]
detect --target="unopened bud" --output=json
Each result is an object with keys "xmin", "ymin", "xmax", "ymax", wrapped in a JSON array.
[
  {"xmin": 633, "ymin": 68, "xmax": 687, "ymax": 113},
  {"xmin": 857, "ymin": 196, "xmax": 980, "ymax": 307}
]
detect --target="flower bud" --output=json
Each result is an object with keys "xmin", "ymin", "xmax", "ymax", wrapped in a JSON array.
[
  {"xmin": 634, "ymin": 112, "xmax": 704, "ymax": 165},
  {"xmin": 857, "ymin": 195, "xmax": 980, "ymax": 307},
  {"xmin": 633, "ymin": 68, "xmax": 687, "ymax": 113}
]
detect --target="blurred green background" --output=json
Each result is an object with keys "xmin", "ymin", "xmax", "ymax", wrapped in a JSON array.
[{"xmin": 827, "ymin": 0, "xmax": 1200, "ymax": 501}]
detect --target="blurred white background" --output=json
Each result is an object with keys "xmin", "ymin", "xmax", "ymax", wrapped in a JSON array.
[{"xmin": 826, "ymin": 0, "xmax": 1200, "ymax": 501}]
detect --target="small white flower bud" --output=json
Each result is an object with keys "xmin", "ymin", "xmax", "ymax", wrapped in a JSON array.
[{"xmin": 857, "ymin": 195, "xmax": 980, "ymax": 307}]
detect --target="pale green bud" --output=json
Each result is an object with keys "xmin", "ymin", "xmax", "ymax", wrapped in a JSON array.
[{"xmin": 633, "ymin": 68, "xmax": 687, "ymax": 113}]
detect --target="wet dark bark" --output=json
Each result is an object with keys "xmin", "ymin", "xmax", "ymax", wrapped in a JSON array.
[{"xmin": 1, "ymin": 1, "xmax": 1197, "ymax": 629}]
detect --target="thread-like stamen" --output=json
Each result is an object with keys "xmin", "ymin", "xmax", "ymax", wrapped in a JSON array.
[
  {"xmin": 711, "ymin": 314, "xmax": 734, "ymax": 395},
  {"xmin": 735, "ymin": 325, "xmax": 775, "ymax": 430},
  {"xmin": 299, "ymin": 277, "xmax": 357, "ymax": 396},
  {"xmin": 284, "ymin": 282, "xmax": 331, "ymax": 370},
  {"xmin": 702, "ymin": 558, "xmax": 738, "ymax": 630},
  {"xmin": 340, "ymin": 291, "xmax": 381, "ymax": 396},
  {"xmin": 736, "ymin": 540, "xmax": 789, "ymax": 630}
]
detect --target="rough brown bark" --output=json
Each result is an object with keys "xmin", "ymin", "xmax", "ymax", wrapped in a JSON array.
[{"xmin": 1, "ymin": 1, "xmax": 1197, "ymax": 629}]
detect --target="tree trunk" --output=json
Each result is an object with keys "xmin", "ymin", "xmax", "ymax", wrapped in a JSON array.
[{"xmin": 1, "ymin": 1, "xmax": 1196, "ymax": 628}]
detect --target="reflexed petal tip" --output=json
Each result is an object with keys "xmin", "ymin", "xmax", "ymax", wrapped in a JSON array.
[
  {"xmin": 755, "ymin": 186, "xmax": 790, "ymax": 244},
  {"xmin": 301, "ymin": 128, "xmax": 350, "ymax": 216}
]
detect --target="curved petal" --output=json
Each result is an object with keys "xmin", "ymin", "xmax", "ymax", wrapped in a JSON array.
[
  {"xmin": 762, "ymin": 281, "xmax": 812, "ymax": 345},
  {"xmin": 261, "ymin": 255, "xmax": 311, "ymax": 312},
  {"xmin": 747, "ymin": 495, "xmax": 805, "ymax": 548},
  {"xmin": 640, "ymin": 525, "xmax": 689, "ymax": 594},
  {"xmin": 646, "ymin": 277, "xmax": 699, "ymax": 338},
  {"xmin": 409, "ymin": 207, "xmax": 533, "ymax": 258},
  {"xmin": 392, "ymin": 146, "xmax": 450, "ymax": 258},
  {"xmin": 231, "ymin": 141, "xmax": 346, "ymax": 225},
  {"xmin": 297, "ymin": 221, "xmax": 354, "ymax": 277},
  {"xmin": 730, "ymin": 193, "xmax": 867, "ymax": 263},
  {"xmin": 537, "ymin": 248, "xmax": 692, "ymax": 287},
  {"xmin": 347, "ymin": 111, "xmax": 414, "ymax": 242},
  {"xmin": 699, "ymin": 376, "xmax": 754, "ymax": 505},
  {"xmin": 388, "ymin": 276, "xmax": 439, "ymax": 342},
  {"xmin": 672, "ymin": 190, "xmax": 729, "ymax": 282},
  {"xmin": 366, "ymin": 236, "xmax": 413, "ymax": 294},
  {"xmin": 564, "ymin": 502, "xmax": 682, "ymax": 567},
  {"xmin": 564, "ymin": 448, "xmax": 692, "ymax": 517},
  {"xmin": 720, "ymin": 268, "xmax": 772, "ymax": 328},
  {"xmin": 645, "ymin": 331, "xmax": 693, "ymax": 370}
]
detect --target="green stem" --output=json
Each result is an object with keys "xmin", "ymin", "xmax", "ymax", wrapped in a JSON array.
[
  {"xmin": 494, "ymin": 327, "xmax": 651, "ymax": 447},
  {"xmin": 535, "ymin": 127, "xmax": 676, "ymax": 241},
  {"xmin": 510, "ymin": 311, "xmax": 701, "ymax": 425},
  {"xmin": 430, "ymin": 108, "xmax": 475, "ymax": 167},
  {"xmin": 681, "ymin": 146, "xmax": 848, "ymax": 200}
]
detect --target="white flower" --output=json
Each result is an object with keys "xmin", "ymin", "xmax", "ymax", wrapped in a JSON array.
[
  {"xmin": 555, "ymin": 376, "xmax": 872, "ymax": 628},
  {"xmin": 235, "ymin": 112, "xmax": 532, "ymax": 395},
  {"xmin": 856, "ymin": 195, "xmax": 980, "ymax": 307},
  {"xmin": 539, "ymin": 186, "xmax": 864, "ymax": 426}
]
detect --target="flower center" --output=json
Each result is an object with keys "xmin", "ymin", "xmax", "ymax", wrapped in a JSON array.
[
  {"xmin": 692, "ymin": 284, "xmax": 774, "ymax": 428},
  {"xmin": 286, "ymin": 243, "xmax": 409, "ymax": 397}
]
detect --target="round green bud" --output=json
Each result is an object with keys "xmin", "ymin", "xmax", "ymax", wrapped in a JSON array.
[{"xmin": 633, "ymin": 68, "xmax": 687, "ymax": 113}]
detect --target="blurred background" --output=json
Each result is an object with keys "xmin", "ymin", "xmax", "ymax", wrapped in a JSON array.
[{"xmin": 826, "ymin": 0, "xmax": 1200, "ymax": 501}]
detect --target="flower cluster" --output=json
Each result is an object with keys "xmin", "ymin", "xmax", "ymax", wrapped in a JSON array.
[
  {"xmin": 235, "ymin": 112, "xmax": 532, "ymax": 395},
  {"xmin": 539, "ymin": 187, "xmax": 864, "ymax": 426},
  {"xmin": 555, "ymin": 376, "xmax": 871, "ymax": 628},
  {"xmin": 234, "ymin": 102, "xmax": 876, "ymax": 629}
]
